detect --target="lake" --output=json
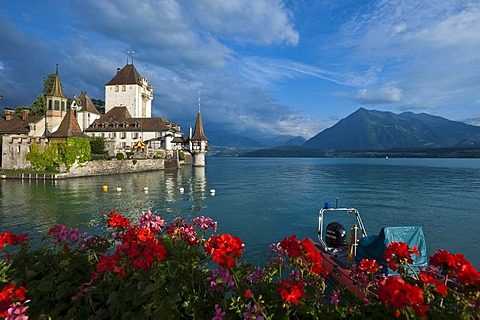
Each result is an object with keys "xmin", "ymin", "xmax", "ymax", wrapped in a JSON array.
[{"xmin": 1, "ymin": 157, "xmax": 479, "ymax": 268}]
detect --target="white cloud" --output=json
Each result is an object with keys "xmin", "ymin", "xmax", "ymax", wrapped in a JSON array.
[
  {"xmin": 337, "ymin": 84, "xmax": 402, "ymax": 104},
  {"xmin": 185, "ymin": 0, "xmax": 299, "ymax": 46}
]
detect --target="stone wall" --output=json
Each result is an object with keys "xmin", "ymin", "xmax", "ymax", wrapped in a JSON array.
[
  {"xmin": 1, "ymin": 135, "xmax": 48, "ymax": 170},
  {"xmin": 56, "ymin": 158, "xmax": 165, "ymax": 178}
]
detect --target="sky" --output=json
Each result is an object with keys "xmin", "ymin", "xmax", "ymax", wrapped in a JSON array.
[{"xmin": 1, "ymin": 0, "xmax": 480, "ymax": 141}]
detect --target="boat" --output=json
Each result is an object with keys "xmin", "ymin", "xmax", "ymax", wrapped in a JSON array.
[{"xmin": 315, "ymin": 200, "xmax": 428, "ymax": 300}]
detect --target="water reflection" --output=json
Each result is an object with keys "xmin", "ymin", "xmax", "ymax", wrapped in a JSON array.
[{"xmin": 189, "ymin": 167, "xmax": 207, "ymax": 212}]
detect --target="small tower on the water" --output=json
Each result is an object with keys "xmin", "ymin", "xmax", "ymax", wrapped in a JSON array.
[{"xmin": 190, "ymin": 98, "xmax": 208, "ymax": 167}]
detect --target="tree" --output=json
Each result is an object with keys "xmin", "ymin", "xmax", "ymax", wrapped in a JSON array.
[
  {"xmin": 14, "ymin": 106, "xmax": 30, "ymax": 117},
  {"xmin": 29, "ymin": 94, "xmax": 46, "ymax": 115},
  {"xmin": 43, "ymin": 73, "xmax": 56, "ymax": 96},
  {"xmin": 89, "ymin": 137, "xmax": 107, "ymax": 155},
  {"xmin": 91, "ymin": 98, "xmax": 105, "ymax": 114}
]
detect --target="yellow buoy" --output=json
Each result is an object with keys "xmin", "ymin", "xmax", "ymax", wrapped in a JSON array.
[
  {"xmin": 102, "ymin": 185, "xmax": 108, "ymax": 192},
  {"xmin": 1, "ymin": 175, "xmax": 6, "ymax": 179}
]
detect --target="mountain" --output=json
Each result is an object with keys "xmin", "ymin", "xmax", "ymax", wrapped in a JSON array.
[
  {"xmin": 206, "ymin": 130, "xmax": 264, "ymax": 148},
  {"xmin": 258, "ymin": 135, "xmax": 307, "ymax": 147},
  {"xmin": 304, "ymin": 108, "xmax": 480, "ymax": 150}
]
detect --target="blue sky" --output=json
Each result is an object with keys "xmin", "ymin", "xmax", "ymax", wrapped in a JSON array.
[{"xmin": 1, "ymin": 0, "xmax": 480, "ymax": 140}]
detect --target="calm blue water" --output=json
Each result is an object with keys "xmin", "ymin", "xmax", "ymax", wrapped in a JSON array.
[{"xmin": 1, "ymin": 157, "xmax": 479, "ymax": 268}]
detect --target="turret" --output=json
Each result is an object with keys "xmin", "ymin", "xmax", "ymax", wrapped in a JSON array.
[
  {"xmin": 45, "ymin": 64, "xmax": 67, "ymax": 135},
  {"xmin": 190, "ymin": 99, "xmax": 208, "ymax": 167}
]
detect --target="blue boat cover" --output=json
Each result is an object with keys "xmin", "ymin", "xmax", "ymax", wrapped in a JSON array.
[{"xmin": 355, "ymin": 226, "xmax": 428, "ymax": 274}]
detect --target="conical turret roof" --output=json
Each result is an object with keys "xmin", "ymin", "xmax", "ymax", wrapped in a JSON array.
[
  {"xmin": 47, "ymin": 65, "xmax": 66, "ymax": 99},
  {"xmin": 192, "ymin": 111, "xmax": 208, "ymax": 141}
]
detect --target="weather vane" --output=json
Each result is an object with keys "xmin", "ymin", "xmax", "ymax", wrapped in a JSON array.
[{"xmin": 125, "ymin": 50, "xmax": 135, "ymax": 64}]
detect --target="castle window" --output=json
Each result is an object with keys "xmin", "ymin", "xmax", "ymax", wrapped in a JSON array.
[
  {"xmin": 115, "ymin": 86, "xmax": 119, "ymax": 92},
  {"xmin": 122, "ymin": 85, "xmax": 126, "ymax": 91},
  {"xmin": 54, "ymin": 100, "xmax": 60, "ymax": 110},
  {"xmin": 61, "ymin": 101, "xmax": 65, "ymax": 111},
  {"xmin": 48, "ymin": 100, "xmax": 52, "ymax": 110}
]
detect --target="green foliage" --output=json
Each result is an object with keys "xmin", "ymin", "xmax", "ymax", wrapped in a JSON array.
[
  {"xmin": 59, "ymin": 138, "xmax": 91, "ymax": 170},
  {"xmin": 116, "ymin": 153, "xmax": 125, "ymax": 160},
  {"xmin": 43, "ymin": 73, "xmax": 56, "ymax": 95},
  {"xmin": 29, "ymin": 94, "xmax": 47, "ymax": 116},
  {"xmin": 14, "ymin": 106, "xmax": 30, "ymax": 117},
  {"xmin": 89, "ymin": 137, "xmax": 107, "ymax": 155},
  {"xmin": 91, "ymin": 98, "xmax": 105, "ymax": 114},
  {"xmin": 26, "ymin": 142, "xmax": 61, "ymax": 172},
  {"xmin": 178, "ymin": 150, "xmax": 185, "ymax": 160},
  {"xmin": 27, "ymin": 138, "xmax": 91, "ymax": 172}
]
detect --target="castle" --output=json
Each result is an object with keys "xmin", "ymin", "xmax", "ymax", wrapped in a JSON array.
[{"xmin": 0, "ymin": 62, "xmax": 208, "ymax": 171}]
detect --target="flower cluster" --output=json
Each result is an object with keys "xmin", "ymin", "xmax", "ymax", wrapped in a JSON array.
[
  {"xmin": 378, "ymin": 275, "xmax": 428, "ymax": 318},
  {"xmin": 166, "ymin": 217, "xmax": 200, "ymax": 245},
  {"xmin": 192, "ymin": 216, "xmax": 217, "ymax": 232},
  {"xmin": 139, "ymin": 211, "xmax": 165, "ymax": 232},
  {"xmin": 278, "ymin": 235, "xmax": 328, "ymax": 276},
  {"xmin": 97, "ymin": 212, "xmax": 166, "ymax": 276},
  {"xmin": 384, "ymin": 241, "xmax": 419, "ymax": 271},
  {"xmin": 2, "ymin": 215, "xmax": 480, "ymax": 319},
  {"xmin": 0, "ymin": 283, "xmax": 29, "ymax": 319},
  {"xmin": 430, "ymin": 249, "xmax": 480, "ymax": 286},
  {"xmin": 276, "ymin": 279, "xmax": 307, "ymax": 306},
  {"xmin": 47, "ymin": 224, "xmax": 82, "ymax": 244},
  {"xmin": 0, "ymin": 232, "xmax": 28, "ymax": 248},
  {"xmin": 106, "ymin": 211, "xmax": 131, "ymax": 228},
  {"xmin": 204, "ymin": 234, "xmax": 244, "ymax": 268}
]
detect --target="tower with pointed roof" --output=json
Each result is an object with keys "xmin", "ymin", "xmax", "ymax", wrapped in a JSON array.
[
  {"xmin": 190, "ymin": 99, "xmax": 208, "ymax": 167},
  {"xmin": 105, "ymin": 62, "xmax": 153, "ymax": 118},
  {"xmin": 45, "ymin": 65, "xmax": 67, "ymax": 134}
]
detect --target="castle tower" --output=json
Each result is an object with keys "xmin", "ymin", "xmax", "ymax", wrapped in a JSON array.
[
  {"xmin": 190, "ymin": 99, "xmax": 208, "ymax": 167},
  {"xmin": 105, "ymin": 63, "xmax": 153, "ymax": 118},
  {"xmin": 45, "ymin": 64, "xmax": 67, "ymax": 134}
]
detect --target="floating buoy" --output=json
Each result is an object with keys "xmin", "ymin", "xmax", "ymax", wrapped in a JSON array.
[
  {"xmin": 102, "ymin": 185, "xmax": 108, "ymax": 192},
  {"xmin": 116, "ymin": 187, "xmax": 122, "ymax": 192},
  {"xmin": 210, "ymin": 189, "xmax": 216, "ymax": 196},
  {"xmin": 1, "ymin": 175, "xmax": 6, "ymax": 179},
  {"xmin": 143, "ymin": 186, "xmax": 149, "ymax": 192},
  {"xmin": 179, "ymin": 187, "xmax": 185, "ymax": 193}
]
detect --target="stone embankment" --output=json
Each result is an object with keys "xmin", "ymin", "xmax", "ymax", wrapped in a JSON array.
[{"xmin": 1, "ymin": 158, "xmax": 182, "ymax": 180}]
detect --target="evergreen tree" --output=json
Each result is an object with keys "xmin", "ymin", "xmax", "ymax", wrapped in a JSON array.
[
  {"xmin": 30, "ymin": 94, "xmax": 46, "ymax": 115},
  {"xmin": 43, "ymin": 73, "xmax": 56, "ymax": 95}
]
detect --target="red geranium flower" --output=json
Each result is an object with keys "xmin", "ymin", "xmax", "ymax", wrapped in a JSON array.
[
  {"xmin": 279, "ymin": 235, "xmax": 302, "ymax": 258},
  {"xmin": 107, "ymin": 211, "xmax": 131, "ymax": 228},
  {"xmin": 0, "ymin": 231, "xmax": 28, "ymax": 247},
  {"xmin": 358, "ymin": 258, "xmax": 382, "ymax": 274},
  {"xmin": 430, "ymin": 249, "xmax": 480, "ymax": 285},
  {"xmin": 384, "ymin": 242, "xmax": 419, "ymax": 271},
  {"xmin": 276, "ymin": 279, "xmax": 307, "ymax": 306},
  {"xmin": 204, "ymin": 234, "xmax": 244, "ymax": 268},
  {"xmin": 378, "ymin": 276, "xmax": 428, "ymax": 318}
]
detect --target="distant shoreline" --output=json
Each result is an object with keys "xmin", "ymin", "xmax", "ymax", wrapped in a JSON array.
[{"xmin": 211, "ymin": 146, "xmax": 480, "ymax": 158}]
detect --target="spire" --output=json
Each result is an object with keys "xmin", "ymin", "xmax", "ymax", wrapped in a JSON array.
[
  {"xmin": 191, "ymin": 107, "xmax": 208, "ymax": 142},
  {"xmin": 47, "ymin": 64, "xmax": 67, "ymax": 99}
]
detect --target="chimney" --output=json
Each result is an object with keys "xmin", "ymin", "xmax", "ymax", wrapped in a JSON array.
[
  {"xmin": 21, "ymin": 109, "xmax": 30, "ymax": 120},
  {"xmin": 117, "ymin": 67, "xmax": 121, "ymax": 73},
  {"xmin": 4, "ymin": 108, "xmax": 14, "ymax": 121}
]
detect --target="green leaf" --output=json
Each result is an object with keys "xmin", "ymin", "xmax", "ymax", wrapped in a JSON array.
[
  {"xmin": 55, "ymin": 281, "xmax": 71, "ymax": 300},
  {"xmin": 36, "ymin": 278, "xmax": 54, "ymax": 292}
]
